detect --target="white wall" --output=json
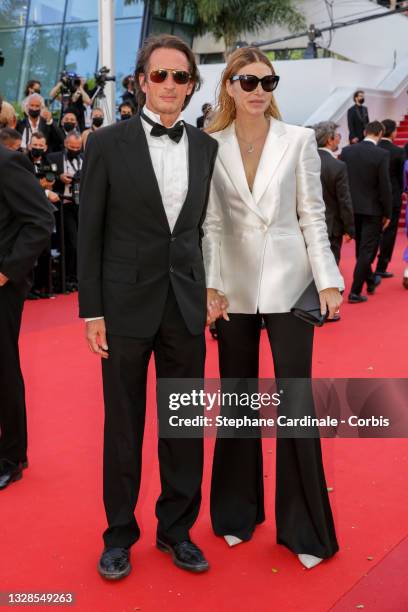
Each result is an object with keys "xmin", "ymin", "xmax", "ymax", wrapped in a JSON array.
[{"xmin": 193, "ymin": 0, "xmax": 408, "ymax": 68}]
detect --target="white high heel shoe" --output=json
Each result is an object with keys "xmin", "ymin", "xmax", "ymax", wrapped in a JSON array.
[
  {"xmin": 224, "ymin": 535, "xmax": 243, "ymax": 547},
  {"xmin": 298, "ymin": 553, "xmax": 323, "ymax": 569}
]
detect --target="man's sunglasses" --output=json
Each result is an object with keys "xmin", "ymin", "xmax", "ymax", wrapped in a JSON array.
[
  {"xmin": 149, "ymin": 69, "xmax": 191, "ymax": 85},
  {"xmin": 230, "ymin": 74, "xmax": 280, "ymax": 93}
]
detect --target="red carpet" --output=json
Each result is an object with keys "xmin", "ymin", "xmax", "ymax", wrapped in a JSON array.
[{"xmin": 0, "ymin": 233, "xmax": 407, "ymax": 612}]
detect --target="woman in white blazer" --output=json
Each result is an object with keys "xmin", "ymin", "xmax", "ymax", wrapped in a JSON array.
[{"xmin": 203, "ymin": 47, "xmax": 344, "ymax": 569}]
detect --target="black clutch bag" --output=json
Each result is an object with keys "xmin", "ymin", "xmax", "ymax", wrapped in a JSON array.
[{"xmin": 291, "ymin": 281, "xmax": 328, "ymax": 327}]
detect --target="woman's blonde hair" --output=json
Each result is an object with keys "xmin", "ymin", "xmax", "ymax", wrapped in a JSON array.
[{"xmin": 207, "ymin": 47, "xmax": 281, "ymax": 134}]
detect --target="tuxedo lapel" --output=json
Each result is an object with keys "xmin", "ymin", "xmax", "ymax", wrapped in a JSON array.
[
  {"xmin": 172, "ymin": 123, "xmax": 197, "ymax": 234},
  {"xmin": 217, "ymin": 124, "xmax": 266, "ymax": 222},
  {"xmin": 252, "ymin": 119, "xmax": 289, "ymax": 207},
  {"xmin": 117, "ymin": 115, "xmax": 171, "ymax": 232}
]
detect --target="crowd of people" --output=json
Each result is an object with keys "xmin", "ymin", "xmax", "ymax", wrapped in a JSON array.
[{"xmin": 0, "ymin": 75, "xmax": 139, "ymax": 298}]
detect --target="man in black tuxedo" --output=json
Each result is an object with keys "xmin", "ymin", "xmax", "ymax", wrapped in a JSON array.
[
  {"xmin": 78, "ymin": 34, "xmax": 218, "ymax": 579},
  {"xmin": 49, "ymin": 132, "xmax": 83, "ymax": 291},
  {"xmin": 375, "ymin": 119, "xmax": 406, "ymax": 278},
  {"xmin": 340, "ymin": 121, "xmax": 392, "ymax": 303},
  {"xmin": 314, "ymin": 121, "xmax": 355, "ymax": 264},
  {"xmin": 0, "ymin": 144, "xmax": 54, "ymax": 490},
  {"xmin": 347, "ymin": 90, "xmax": 370, "ymax": 144}
]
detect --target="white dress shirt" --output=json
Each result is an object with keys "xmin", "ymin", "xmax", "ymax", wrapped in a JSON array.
[
  {"xmin": 85, "ymin": 105, "xmax": 189, "ymax": 322},
  {"xmin": 140, "ymin": 105, "xmax": 189, "ymax": 232}
]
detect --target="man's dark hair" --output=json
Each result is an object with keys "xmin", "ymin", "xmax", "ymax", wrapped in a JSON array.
[
  {"xmin": 381, "ymin": 118, "xmax": 397, "ymax": 138},
  {"xmin": 353, "ymin": 90, "xmax": 364, "ymax": 102},
  {"xmin": 134, "ymin": 34, "xmax": 201, "ymax": 110},
  {"xmin": 30, "ymin": 131, "xmax": 47, "ymax": 142},
  {"xmin": 365, "ymin": 121, "xmax": 384, "ymax": 137},
  {"xmin": 24, "ymin": 79, "xmax": 41, "ymax": 96},
  {"xmin": 0, "ymin": 127, "xmax": 22, "ymax": 144},
  {"xmin": 119, "ymin": 101, "xmax": 135, "ymax": 115},
  {"xmin": 63, "ymin": 108, "xmax": 78, "ymax": 120},
  {"xmin": 122, "ymin": 74, "xmax": 134, "ymax": 90}
]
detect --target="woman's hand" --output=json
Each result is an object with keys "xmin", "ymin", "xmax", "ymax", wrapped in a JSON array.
[
  {"xmin": 319, "ymin": 287, "xmax": 343, "ymax": 320},
  {"xmin": 207, "ymin": 288, "xmax": 229, "ymax": 324}
]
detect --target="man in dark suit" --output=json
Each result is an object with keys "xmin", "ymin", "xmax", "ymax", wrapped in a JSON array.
[
  {"xmin": 375, "ymin": 118, "xmax": 406, "ymax": 278},
  {"xmin": 347, "ymin": 90, "xmax": 370, "ymax": 144},
  {"xmin": 16, "ymin": 93, "xmax": 62, "ymax": 153},
  {"xmin": 78, "ymin": 34, "xmax": 218, "ymax": 579},
  {"xmin": 0, "ymin": 144, "xmax": 54, "ymax": 490},
  {"xmin": 340, "ymin": 121, "xmax": 392, "ymax": 303},
  {"xmin": 49, "ymin": 131, "xmax": 83, "ymax": 291},
  {"xmin": 314, "ymin": 121, "xmax": 355, "ymax": 264}
]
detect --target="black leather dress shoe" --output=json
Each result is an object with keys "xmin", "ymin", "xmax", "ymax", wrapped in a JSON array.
[
  {"xmin": 375, "ymin": 271, "xmax": 394, "ymax": 278},
  {"xmin": 0, "ymin": 460, "xmax": 23, "ymax": 490},
  {"xmin": 97, "ymin": 547, "xmax": 131, "ymax": 580},
  {"xmin": 156, "ymin": 538, "xmax": 209, "ymax": 573},
  {"xmin": 348, "ymin": 293, "xmax": 368, "ymax": 303}
]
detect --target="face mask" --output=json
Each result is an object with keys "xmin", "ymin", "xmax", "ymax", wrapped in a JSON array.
[
  {"xmin": 67, "ymin": 149, "xmax": 80, "ymax": 160},
  {"xmin": 121, "ymin": 114, "xmax": 131, "ymax": 121},
  {"xmin": 28, "ymin": 109, "xmax": 41, "ymax": 118},
  {"xmin": 64, "ymin": 122, "xmax": 76, "ymax": 132},
  {"xmin": 358, "ymin": 97, "xmax": 365, "ymax": 104},
  {"xmin": 92, "ymin": 117, "xmax": 104, "ymax": 127},
  {"xmin": 31, "ymin": 147, "xmax": 44, "ymax": 158}
]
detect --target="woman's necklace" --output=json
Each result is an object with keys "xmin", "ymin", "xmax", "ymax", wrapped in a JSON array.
[{"xmin": 236, "ymin": 127, "xmax": 268, "ymax": 154}]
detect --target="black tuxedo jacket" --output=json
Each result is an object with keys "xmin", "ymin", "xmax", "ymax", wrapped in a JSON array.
[
  {"xmin": 16, "ymin": 117, "xmax": 64, "ymax": 153},
  {"xmin": 78, "ymin": 115, "xmax": 218, "ymax": 337},
  {"xmin": 0, "ymin": 145, "xmax": 54, "ymax": 284},
  {"xmin": 340, "ymin": 141, "xmax": 392, "ymax": 218},
  {"xmin": 318, "ymin": 149, "xmax": 355, "ymax": 238},
  {"xmin": 347, "ymin": 104, "xmax": 369, "ymax": 142},
  {"xmin": 378, "ymin": 139, "xmax": 405, "ymax": 208}
]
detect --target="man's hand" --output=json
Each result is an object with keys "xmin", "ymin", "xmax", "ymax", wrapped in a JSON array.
[
  {"xmin": 60, "ymin": 173, "xmax": 72, "ymax": 185},
  {"xmin": 86, "ymin": 319, "xmax": 109, "ymax": 359},
  {"xmin": 0, "ymin": 272, "xmax": 9, "ymax": 287},
  {"xmin": 41, "ymin": 108, "xmax": 53, "ymax": 123},
  {"xmin": 207, "ymin": 288, "xmax": 229, "ymax": 324},
  {"xmin": 344, "ymin": 233, "xmax": 353, "ymax": 242},
  {"xmin": 351, "ymin": 137, "xmax": 359, "ymax": 144},
  {"xmin": 382, "ymin": 217, "xmax": 391, "ymax": 230},
  {"xmin": 47, "ymin": 190, "xmax": 60, "ymax": 203},
  {"xmin": 319, "ymin": 287, "xmax": 343, "ymax": 320}
]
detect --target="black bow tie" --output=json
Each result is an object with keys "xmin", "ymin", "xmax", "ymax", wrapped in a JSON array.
[{"xmin": 140, "ymin": 111, "xmax": 184, "ymax": 143}]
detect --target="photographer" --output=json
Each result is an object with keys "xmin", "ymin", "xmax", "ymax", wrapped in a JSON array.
[
  {"xmin": 50, "ymin": 73, "xmax": 91, "ymax": 132},
  {"xmin": 118, "ymin": 101, "xmax": 135, "ymax": 121},
  {"xmin": 48, "ymin": 132, "xmax": 83, "ymax": 291},
  {"xmin": 0, "ymin": 128, "xmax": 22, "ymax": 151},
  {"xmin": 121, "ymin": 74, "xmax": 137, "ymax": 110},
  {"xmin": 82, "ymin": 107, "xmax": 104, "ymax": 149},
  {"xmin": 17, "ymin": 93, "xmax": 62, "ymax": 153},
  {"xmin": 25, "ymin": 133, "xmax": 58, "ymax": 299}
]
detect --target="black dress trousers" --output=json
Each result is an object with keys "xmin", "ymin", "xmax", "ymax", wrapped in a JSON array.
[
  {"xmin": 101, "ymin": 285, "xmax": 206, "ymax": 549},
  {"xmin": 351, "ymin": 213, "xmax": 383, "ymax": 295},
  {"xmin": 0, "ymin": 281, "xmax": 28, "ymax": 466},
  {"xmin": 376, "ymin": 205, "xmax": 402, "ymax": 274},
  {"xmin": 211, "ymin": 312, "xmax": 339, "ymax": 559}
]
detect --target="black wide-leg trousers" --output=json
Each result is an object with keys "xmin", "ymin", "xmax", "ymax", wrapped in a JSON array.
[
  {"xmin": 211, "ymin": 312, "xmax": 339, "ymax": 559},
  {"xmin": 101, "ymin": 286, "xmax": 205, "ymax": 549},
  {"xmin": 0, "ymin": 281, "xmax": 28, "ymax": 466}
]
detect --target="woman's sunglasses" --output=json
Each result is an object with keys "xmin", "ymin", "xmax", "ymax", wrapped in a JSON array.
[
  {"xmin": 230, "ymin": 74, "xmax": 280, "ymax": 93},
  {"xmin": 149, "ymin": 69, "xmax": 191, "ymax": 85}
]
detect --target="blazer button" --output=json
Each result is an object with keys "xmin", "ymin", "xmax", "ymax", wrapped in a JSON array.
[
  {"xmin": 170, "ymin": 266, "xmax": 174, "ymax": 273},
  {"xmin": 171, "ymin": 236, "xmax": 176, "ymax": 242}
]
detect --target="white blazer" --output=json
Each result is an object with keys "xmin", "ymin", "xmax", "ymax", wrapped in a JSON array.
[{"xmin": 202, "ymin": 119, "xmax": 345, "ymax": 314}]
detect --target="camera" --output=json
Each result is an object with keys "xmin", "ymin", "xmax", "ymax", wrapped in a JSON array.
[
  {"xmin": 34, "ymin": 162, "xmax": 58, "ymax": 183},
  {"xmin": 95, "ymin": 66, "xmax": 116, "ymax": 88},
  {"xmin": 70, "ymin": 169, "xmax": 82, "ymax": 206},
  {"xmin": 0, "ymin": 49, "xmax": 4, "ymax": 67},
  {"xmin": 60, "ymin": 71, "xmax": 82, "ymax": 94}
]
